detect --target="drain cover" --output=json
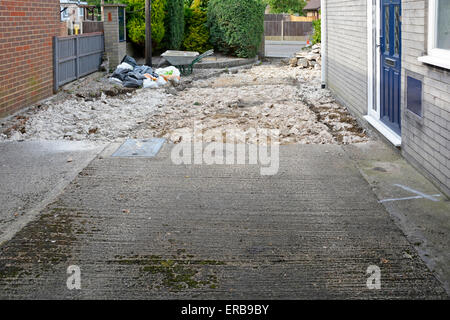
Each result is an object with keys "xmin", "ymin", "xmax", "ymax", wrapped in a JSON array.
[{"xmin": 111, "ymin": 138, "xmax": 166, "ymax": 158}]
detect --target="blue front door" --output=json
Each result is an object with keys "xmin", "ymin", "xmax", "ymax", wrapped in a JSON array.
[{"xmin": 381, "ymin": 0, "xmax": 401, "ymax": 134}]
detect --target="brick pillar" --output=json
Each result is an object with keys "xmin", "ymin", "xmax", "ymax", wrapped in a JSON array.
[{"xmin": 102, "ymin": 4, "xmax": 127, "ymax": 71}]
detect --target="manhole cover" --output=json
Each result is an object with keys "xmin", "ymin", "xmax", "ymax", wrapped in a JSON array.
[{"xmin": 111, "ymin": 138, "xmax": 166, "ymax": 158}]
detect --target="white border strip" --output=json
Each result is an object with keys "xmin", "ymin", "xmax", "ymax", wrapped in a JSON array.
[
  {"xmin": 367, "ymin": 0, "xmax": 373, "ymax": 117},
  {"xmin": 364, "ymin": 114, "xmax": 402, "ymax": 147}
]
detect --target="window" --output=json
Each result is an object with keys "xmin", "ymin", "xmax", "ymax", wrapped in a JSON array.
[
  {"xmin": 79, "ymin": 8, "xmax": 84, "ymax": 18},
  {"xmin": 436, "ymin": 0, "xmax": 450, "ymax": 50},
  {"xmin": 394, "ymin": 5, "xmax": 400, "ymax": 55},
  {"xmin": 118, "ymin": 7, "xmax": 125, "ymax": 42},
  {"xmin": 384, "ymin": 7, "xmax": 389, "ymax": 52},
  {"xmin": 418, "ymin": 0, "xmax": 450, "ymax": 69},
  {"xmin": 61, "ymin": 6, "xmax": 69, "ymax": 21},
  {"xmin": 406, "ymin": 76, "xmax": 423, "ymax": 117}
]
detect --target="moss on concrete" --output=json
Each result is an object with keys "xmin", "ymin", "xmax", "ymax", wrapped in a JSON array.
[{"xmin": 111, "ymin": 254, "xmax": 223, "ymax": 291}]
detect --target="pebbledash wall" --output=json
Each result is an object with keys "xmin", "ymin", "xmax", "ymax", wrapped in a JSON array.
[
  {"xmin": 323, "ymin": 0, "xmax": 449, "ymax": 196},
  {"xmin": 0, "ymin": 0, "xmax": 60, "ymax": 118}
]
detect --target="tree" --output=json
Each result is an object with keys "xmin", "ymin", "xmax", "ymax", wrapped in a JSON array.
[
  {"xmin": 183, "ymin": 0, "xmax": 212, "ymax": 52},
  {"xmin": 268, "ymin": 0, "xmax": 306, "ymax": 15},
  {"xmin": 312, "ymin": 17, "xmax": 321, "ymax": 44},
  {"xmin": 122, "ymin": 0, "xmax": 167, "ymax": 47},
  {"xmin": 165, "ymin": 0, "xmax": 185, "ymax": 50}
]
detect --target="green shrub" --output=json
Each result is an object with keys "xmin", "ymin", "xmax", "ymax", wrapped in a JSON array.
[
  {"xmin": 312, "ymin": 18, "xmax": 321, "ymax": 44},
  {"xmin": 165, "ymin": 0, "xmax": 185, "ymax": 50},
  {"xmin": 123, "ymin": 0, "xmax": 166, "ymax": 47},
  {"xmin": 182, "ymin": 0, "xmax": 212, "ymax": 52},
  {"xmin": 208, "ymin": 0, "xmax": 265, "ymax": 58},
  {"xmin": 267, "ymin": 0, "xmax": 306, "ymax": 15}
]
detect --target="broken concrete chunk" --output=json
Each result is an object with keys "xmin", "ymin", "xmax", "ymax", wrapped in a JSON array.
[
  {"xmin": 297, "ymin": 58, "xmax": 308, "ymax": 68},
  {"xmin": 289, "ymin": 57, "xmax": 298, "ymax": 67},
  {"xmin": 305, "ymin": 53, "xmax": 321, "ymax": 61},
  {"xmin": 291, "ymin": 44, "xmax": 322, "ymax": 69}
]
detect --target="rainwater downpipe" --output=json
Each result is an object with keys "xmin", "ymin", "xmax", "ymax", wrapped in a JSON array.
[{"xmin": 321, "ymin": 0, "xmax": 327, "ymax": 89}]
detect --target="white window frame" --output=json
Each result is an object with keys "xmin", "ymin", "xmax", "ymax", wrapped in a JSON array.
[
  {"xmin": 78, "ymin": 7, "xmax": 84, "ymax": 18},
  {"xmin": 61, "ymin": 6, "xmax": 69, "ymax": 21},
  {"xmin": 418, "ymin": 0, "xmax": 450, "ymax": 69}
]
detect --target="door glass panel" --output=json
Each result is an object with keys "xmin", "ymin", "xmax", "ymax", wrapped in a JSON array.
[
  {"xmin": 394, "ymin": 5, "xmax": 400, "ymax": 55},
  {"xmin": 437, "ymin": 0, "xmax": 450, "ymax": 49},
  {"xmin": 385, "ymin": 6, "xmax": 390, "ymax": 52}
]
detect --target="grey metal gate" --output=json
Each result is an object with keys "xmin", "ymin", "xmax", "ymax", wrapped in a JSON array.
[{"xmin": 53, "ymin": 32, "xmax": 104, "ymax": 91}]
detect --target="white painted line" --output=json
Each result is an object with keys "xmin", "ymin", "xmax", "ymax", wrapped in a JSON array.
[
  {"xmin": 393, "ymin": 184, "xmax": 441, "ymax": 202},
  {"xmin": 379, "ymin": 184, "xmax": 442, "ymax": 203},
  {"xmin": 380, "ymin": 194, "xmax": 441, "ymax": 203}
]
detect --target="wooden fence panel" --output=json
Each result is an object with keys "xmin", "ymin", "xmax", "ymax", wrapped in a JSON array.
[
  {"xmin": 264, "ymin": 21, "xmax": 313, "ymax": 38},
  {"xmin": 283, "ymin": 21, "xmax": 313, "ymax": 37},
  {"xmin": 53, "ymin": 32, "xmax": 104, "ymax": 92},
  {"xmin": 264, "ymin": 14, "xmax": 289, "ymax": 21},
  {"xmin": 264, "ymin": 21, "xmax": 282, "ymax": 37},
  {"xmin": 83, "ymin": 21, "xmax": 104, "ymax": 34}
]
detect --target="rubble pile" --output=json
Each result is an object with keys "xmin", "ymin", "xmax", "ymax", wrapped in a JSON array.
[
  {"xmin": 1, "ymin": 53, "xmax": 368, "ymax": 145},
  {"xmin": 134, "ymin": 64, "xmax": 368, "ymax": 145},
  {"xmin": 289, "ymin": 44, "xmax": 321, "ymax": 70},
  {"xmin": 1, "ymin": 89, "xmax": 166, "ymax": 142}
]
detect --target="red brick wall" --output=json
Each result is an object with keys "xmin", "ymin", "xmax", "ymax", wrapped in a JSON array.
[{"xmin": 0, "ymin": 0, "xmax": 60, "ymax": 117}]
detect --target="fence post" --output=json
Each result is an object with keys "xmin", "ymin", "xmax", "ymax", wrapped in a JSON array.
[
  {"xmin": 258, "ymin": 29, "xmax": 265, "ymax": 59},
  {"xmin": 75, "ymin": 36, "xmax": 80, "ymax": 80},
  {"xmin": 53, "ymin": 36, "xmax": 59, "ymax": 93},
  {"xmin": 281, "ymin": 20, "xmax": 284, "ymax": 41}
]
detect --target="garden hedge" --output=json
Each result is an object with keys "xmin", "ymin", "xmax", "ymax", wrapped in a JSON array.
[
  {"xmin": 165, "ymin": 0, "xmax": 185, "ymax": 50},
  {"xmin": 183, "ymin": 0, "xmax": 212, "ymax": 53},
  {"xmin": 207, "ymin": 0, "xmax": 265, "ymax": 58}
]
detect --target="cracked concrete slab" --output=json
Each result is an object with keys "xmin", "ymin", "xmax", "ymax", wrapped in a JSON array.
[{"xmin": 0, "ymin": 143, "xmax": 446, "ymax": 299}]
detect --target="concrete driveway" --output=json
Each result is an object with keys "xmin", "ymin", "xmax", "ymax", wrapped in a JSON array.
[
  {"xmin": 0, "ymin": 141, "xmax": 105, "ymax": 245},
  {"xmin": 0, "ymin": 142, "xmax": 446, "ymax": 299},
  {"xmin": 265, "ymin": 40, "xmax": 306, "ymax": 58}
]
